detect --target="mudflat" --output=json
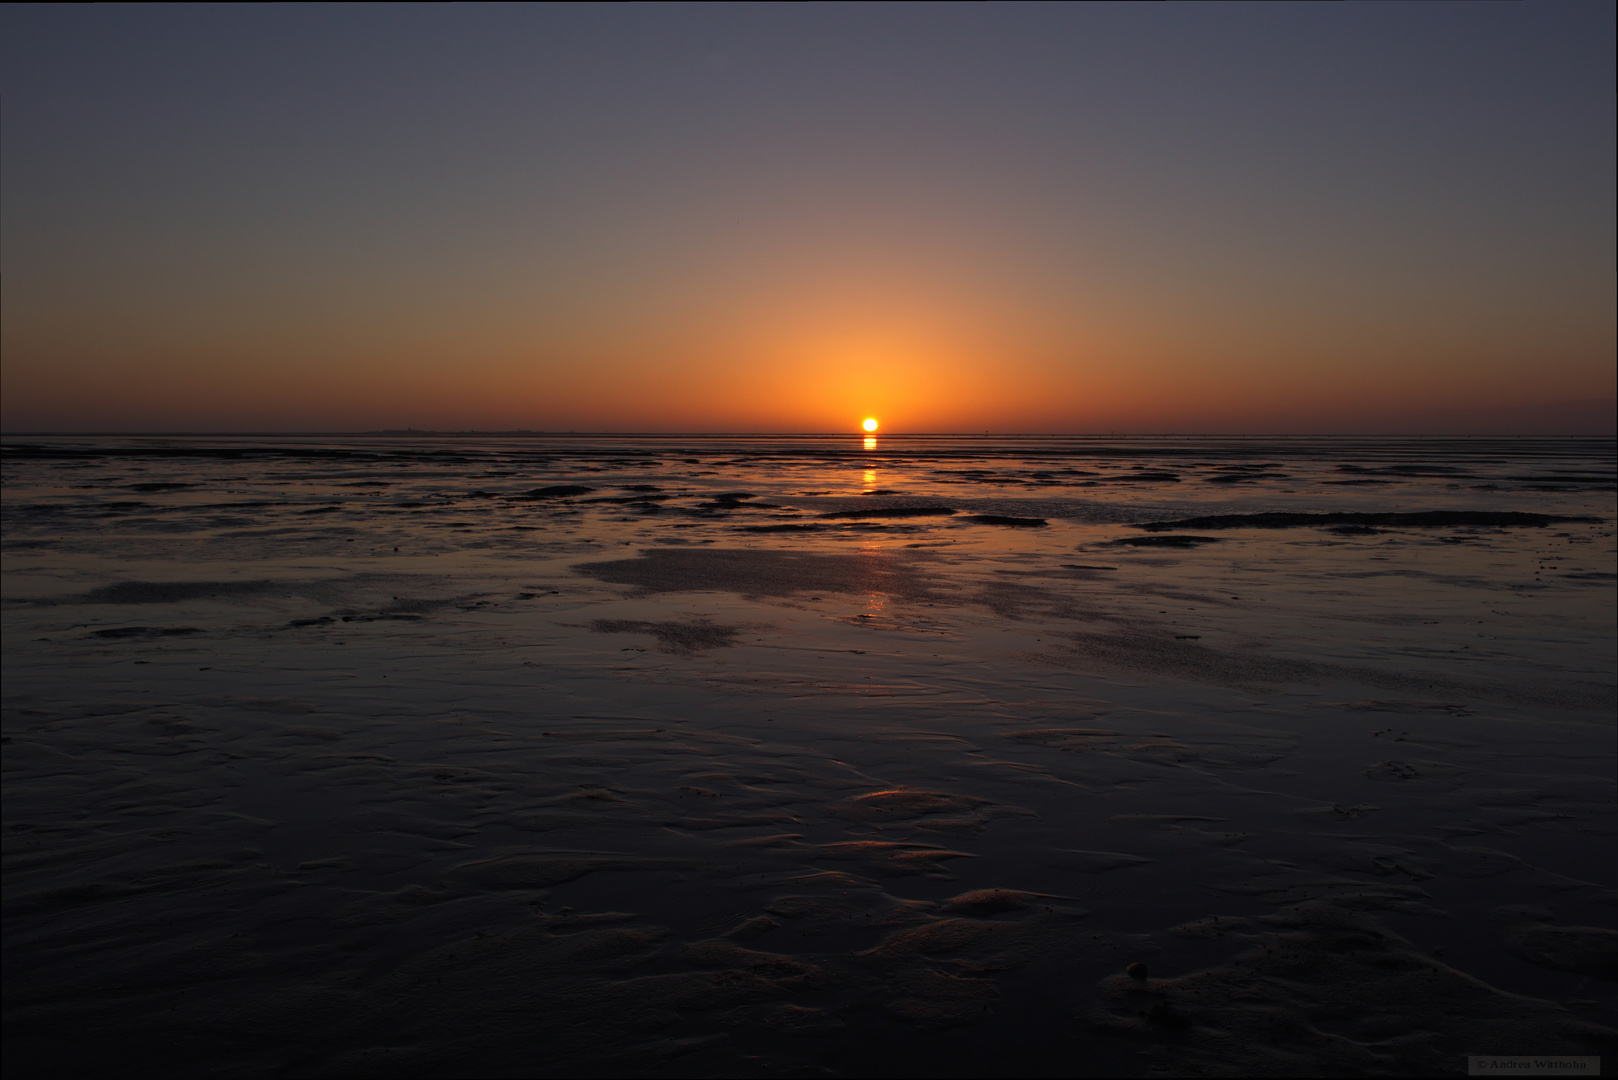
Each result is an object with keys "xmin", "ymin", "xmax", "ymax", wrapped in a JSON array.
[{"xmin": 3, "ymin": 434, "xmax": 1614, "ymax": 1077}]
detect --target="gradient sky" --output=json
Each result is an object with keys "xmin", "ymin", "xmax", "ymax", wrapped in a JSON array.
[{"xmin": 3, "ymin": 3, "xmax": 1613, "ymax": 433}]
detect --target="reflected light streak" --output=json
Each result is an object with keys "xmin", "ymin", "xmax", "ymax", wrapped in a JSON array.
[
  {"xmin": 862, "ymin": 467, "xmax": 877, "ymax": 490},
  {"xmin": 863, "ymin": 436, "xmax": 877, "ymax": 451}
]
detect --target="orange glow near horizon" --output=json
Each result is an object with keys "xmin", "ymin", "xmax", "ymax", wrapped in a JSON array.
[{"xmin": 1, "ymin": 239, "xmax": 1613, "ymax": 434}]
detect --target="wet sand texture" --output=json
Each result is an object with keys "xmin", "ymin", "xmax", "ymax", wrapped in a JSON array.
[
  {"xmin": 576, "ymin": 547, "xmax": 944, "ymax": 600},
  {"xmin": 2, "ymin": 434, "xmax": 1614, "ymax": 1077}
]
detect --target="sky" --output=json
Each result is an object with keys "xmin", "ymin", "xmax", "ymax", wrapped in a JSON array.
[{"xmin": 2, "ymin": 3, "xmax": 1613, "ymax": 434}]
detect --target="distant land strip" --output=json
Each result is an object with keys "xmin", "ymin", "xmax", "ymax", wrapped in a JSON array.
[{"xmin": 1135, "ymin": 511, "xmax": 1602, "ymax": 531}]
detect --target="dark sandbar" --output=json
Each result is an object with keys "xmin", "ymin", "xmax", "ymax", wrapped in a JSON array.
[
  {"xmin": 1137, "ymin": 511, "xmax": 1600, "ymax": 532},
  {"xmin": 818, "ymin": 507, "xmax": 956, "ymax": 519},
  {"xmin": 1113, "ymin": 535, "xmax": 1223, "ymax": 547},
  {"xmin": 591, "ymin": 618, "xmax": 742, "ymax": 653},
  {"xmin": 75, "ymin": 580, "xmax": 282, "ymax": 604},
  {"xmin": 575, "ymin": 548, "xmax": 940, "ymax": 599},
  {"xmin": 965, "ymin": 515, "xmax": 1048, "ymax": 527},
  {"xmin": 514, "ymin": 484, "xmax": 596, "ymax": 499}
]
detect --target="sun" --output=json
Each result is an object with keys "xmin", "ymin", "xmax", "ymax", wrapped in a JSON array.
[{"xmin": 862, "ymin": 418, "xmax": 879, "ymax": 432}]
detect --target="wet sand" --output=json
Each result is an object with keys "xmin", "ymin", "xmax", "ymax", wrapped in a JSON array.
[{"xmin": 3, "ymin": 434, "xmax": 1615, "ymax": 1077}]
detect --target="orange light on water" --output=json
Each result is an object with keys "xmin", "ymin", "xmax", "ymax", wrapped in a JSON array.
[{"xmin": 862, "ymin": 418, "xmax": 879, "ymax": 432}]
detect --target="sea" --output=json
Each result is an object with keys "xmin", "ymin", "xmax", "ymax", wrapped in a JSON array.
[{"xmin": 3, "ymin": 433, "xmax": 1614, "ymax": 1077}]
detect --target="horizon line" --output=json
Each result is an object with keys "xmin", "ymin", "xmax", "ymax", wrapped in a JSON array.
[{"xmin": 3, "ymin": 430, "xmax": 1615, "ymax": 440}]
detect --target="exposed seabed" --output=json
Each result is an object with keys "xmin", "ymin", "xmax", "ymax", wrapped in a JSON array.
[{"xmin": 4, "ymin": 434, "xmax": 1614, "ymax": 1076}]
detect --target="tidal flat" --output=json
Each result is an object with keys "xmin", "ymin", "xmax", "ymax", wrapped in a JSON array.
[{"xmin": 3, "ymin": 434, "xmax": 1615, "ymax": 1077}]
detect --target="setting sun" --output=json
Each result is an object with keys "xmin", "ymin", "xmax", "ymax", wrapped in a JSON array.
[{"xmin": 862, "ymin": 418, "xmax": 879, "ymax": 432}]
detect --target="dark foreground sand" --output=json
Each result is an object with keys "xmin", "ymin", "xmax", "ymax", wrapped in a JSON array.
[{"xmin": 3, "ymin": 435, "xmax": 1614, "ymax": 1077}]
